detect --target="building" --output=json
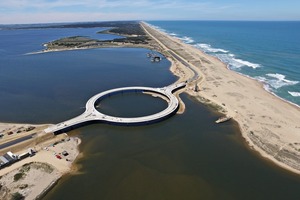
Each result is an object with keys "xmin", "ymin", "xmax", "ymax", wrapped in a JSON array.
[{"xmin": 0, "ymin": 151, "xmax": 17, "ymax": 168}]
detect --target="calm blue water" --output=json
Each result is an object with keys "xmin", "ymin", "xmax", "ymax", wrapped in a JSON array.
[
  {"xmin": 2, "ymin": 23, "xmax": 300, "ymax": 200},
  {"xmin": 148, "ymin": 21, "xmax": 300, "ymax": 106},
  {"xmin": 0, "ymin": 27, "xmax": 121, "ymax": 56},
  {"xmin": 0, "ymin": 26, "xmax": 175, "ymax": 123}
]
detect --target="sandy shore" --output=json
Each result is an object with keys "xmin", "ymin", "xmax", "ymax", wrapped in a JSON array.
[
  {"xmin": 0, "ymin": 122, "xmax": 81, "ymax": 199},
  {"xmin": 1, "ymin": 21, "xmax": 300, "ymax": 198},
  {"xmin": 141, "ymin": 22, "xmax": 300, "ymax": 175}
]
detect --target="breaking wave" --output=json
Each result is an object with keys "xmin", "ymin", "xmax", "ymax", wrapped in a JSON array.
[
  {"xmin": 178, "ymin": 36, "xmax": 194, "ymax": 44},
  {"xmin": 194, "ymin": 43, "xmax": 228, "ymax": 53},
  {"xmin": 147, "ymin": 23, "xmax": 194, "ymax": 44},
  {"xmin": 266, "ymin": 73, "xmax": 299, "ymax": 89},
  {"xmin": 256, "ymin": 73, "xmax": 299, "ymax": 89},
  {"xmin": 193, "ymin": 43, "xmax": 260, "ymax": 69},
  {"xmin": 288, "ymin": 91, "xmax": 300, "ymax": 97},
  {"xmin": 214, "ymin": 53, "xmax": 260, "ymax": 69},
  {"xmin": 146, "ymin": 22, "xmax": 300, "ymax": 107}
]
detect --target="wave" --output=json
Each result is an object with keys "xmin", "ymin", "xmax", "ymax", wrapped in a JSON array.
[
  {"xmin": 215, "ymin": 53, "xmax": 260, "ymax": 69},
  {"xmin": 146, "ymin": 23, "xmax": 168, "ymax": 34},
  {"xmin": 193, "ymin": 43, "xmax": 260, "ymax": 69},
  {"xmin": 253, "ymin": 78, "xmax": 300, "ymax": 108},
  {"xmin": 178, "ymin": 36, "xmax": 194, "ymax": 44},
  {"xmin": 266, "ymin": 73, "xmax": 299, "ymax": 89},
  {"xmin": 146, "ymin": 23, "xmax": 194, "ymax": 44},
  {"xmin": 256, "ymin": 73, "xmax": 299, "ymax": 89},
  {"xmin": 146, "ymin": 22, "xmax": 299, "ymax": 107},
  {"xmin": 288, "ymin": 91, "xmax": 300, "ymax": 97},
  {"xmin": 232, "ymin": 58, "xmax": 260, "ymax": 69},
  {"xmin": 194, "ymin": 43, "xmax": 228, "ymax": 53}
]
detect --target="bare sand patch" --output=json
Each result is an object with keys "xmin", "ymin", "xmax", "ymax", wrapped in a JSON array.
[{"xmin": 141, "ymin": 22, "xmax": 300, "ymax": 175}]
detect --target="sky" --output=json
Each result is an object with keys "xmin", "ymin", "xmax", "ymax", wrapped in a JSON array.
[{"xmin": 0, "ymin": 0, "xmax": 300, "ymax": 24}]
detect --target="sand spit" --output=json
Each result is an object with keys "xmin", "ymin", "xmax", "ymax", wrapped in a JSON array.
[
  {"xmin": 141, "ymin": 22, "xmax": 300, "ymax": 175},
  {"xmin": 1, "ymin": 20, "xmax": 300, "ymax": 199}
]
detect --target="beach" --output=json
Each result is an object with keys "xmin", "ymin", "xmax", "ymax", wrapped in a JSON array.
[
  {"xmin": 0, "ymin": 21, "xmax": 300, "ymax": 199},
  {"xmin": 0, "ymin": 122, "xmax": 81, "ymax": 199},
  {"xmin": 141, "ymin": 22, "xmax": 300, "ymax": 174}
]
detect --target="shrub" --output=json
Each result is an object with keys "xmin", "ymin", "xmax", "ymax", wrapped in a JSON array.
[
  {"xmin": 13, "ymin": 173, "xmax": 25, "ymax": 182},
  {"xmin": 11, "ymin": 192, "xmax": 25, "ymax": 200}
]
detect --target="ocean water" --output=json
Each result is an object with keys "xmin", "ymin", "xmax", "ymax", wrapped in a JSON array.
[
  {"xmin": 1, "ymin": 24, "xmax": 300, "ymax": 200},
  {"xmin": 147, "ymin": 21, "xmax": 300, "ymax": 106}
]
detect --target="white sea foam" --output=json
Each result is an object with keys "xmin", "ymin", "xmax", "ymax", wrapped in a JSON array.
[
  {"xmin": 255, "ymin": 77, "xmax": 300, "ymax": 107},
  {"xmin": 195, "ymin": 43, "xmax": 229, "ymax": 53},
  {"xmin": 266, "ymin": 73, "xmax": 299, "ymax": 89},
  {"xmin": 146, "ymin": 24, "xmax": 168, "ymax": 33},
  {"xmin": 232, "ymin": 58, "xmax": 261, "ymax": 69},
  {"xmin": 256, "ymin": 74, "xmax": 299, "ymax": 89},
  {"xmin": 216, "ymin": 54, "xmax": 260, "ymax": 69},
  {"xmin": 178, "ymin": 36, "xmax": 194, "ymax": 44},
  {"xmin": 194, "ymin": 43, "xmax": 261, "ymax": 69},
  {"xmin": 288, "ymin": 91, "xmax": 300, "ymax": 97}
]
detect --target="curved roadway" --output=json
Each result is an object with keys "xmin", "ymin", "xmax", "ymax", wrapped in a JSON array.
[{"xmin": 45, "ymin": 82, "xmax": 186, "ymax": 134}]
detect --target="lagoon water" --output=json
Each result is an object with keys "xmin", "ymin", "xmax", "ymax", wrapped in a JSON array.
[{"xmin": 1, "ymin": 24, "xmax": 300, "ymax": 199}]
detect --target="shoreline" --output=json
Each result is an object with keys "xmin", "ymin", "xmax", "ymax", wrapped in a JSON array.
[
  {"xmin": 0, "ymin": 122, "xmax": 81, "ymax": 199},
  {"xmin": 144, "ymin": 22, "xmax": 300, "ymax": 109},
  {"xmin": 1, "ymin": 20, "xmax": 300, "ymax": 198},
  {"xmin": 140, "ymin": 22, "xmax": 300, "ymax": 175}
]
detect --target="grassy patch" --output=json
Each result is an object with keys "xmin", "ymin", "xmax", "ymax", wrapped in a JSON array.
[
  {"xmin": 19, "ymin": 184, "xmax": 28, "ymax": 189},
  {"xmin": 13, "ymin": 172, "xmax": 25, "ymax": 182},
  {"xmin": 11, "ymin": 192, "xmax": 25, "ymax": 200},
  {"xmin": 31, "ymin": 162, "xmax": 54, "ymax": 174},
  {"xmin": 20, "ymin": 163, "xmax": 31, "ymax": 173}
]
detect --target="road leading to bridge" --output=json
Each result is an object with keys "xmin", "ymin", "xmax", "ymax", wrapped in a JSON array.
[{"xmin": 45, "ymin": 82, "xmax": 186, "ymax": 134}]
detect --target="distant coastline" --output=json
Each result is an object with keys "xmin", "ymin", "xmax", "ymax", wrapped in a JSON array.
[
  {"xmin": 1, "ymin": 20, "xmax": 300, "ymax": 199},
  {"xmin": 140, "ymin": 21, "xmax": 300, "ymax": 176},
  {"xmin": 25, "ymin": 20, "xmax": 300, "ymax": 175}
]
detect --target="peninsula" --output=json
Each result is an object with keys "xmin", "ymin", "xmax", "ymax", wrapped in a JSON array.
[
  {"xmin": 140, "ymin": 22, "xmax": 300, "ymax": 175},
  {"xmin": 43, "ymin": 20, "xmax": 300, "ymax": 174},
  {"xmin": 1, "ymin": 20, "xmax": 300, "ymax": 199}
]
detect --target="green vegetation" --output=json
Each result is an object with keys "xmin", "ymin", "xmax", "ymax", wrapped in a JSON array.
[
  {"xmin": 20, "ymin": 163, "xmax": 31, "ymax": 173},
  {"xmin": 11, "ymin": 192, "xmax": 25, "ymax": 200},
  {"xmin": 207, "ymin": 103, "xmax": 226, "ymax": 112},
  {"xmin": 194, "ymin": 96, "xmax": 226, "ymax": 113},
  {"xmin": 112, "ymin": 35, "xmax": 150, "ymax": 45},
  {"xmin": 31, "ymin": 162, "xmax": 54, "ymax": 173},
  {"xmin": 13, "ymin": 173, "xmax": 25, "ymax": 182},
  {"xmin": 98, "ymin": 21, "xmax": 146, "ymax": 36},
  {"xmin": 13, "ymin": 163, "xmax": 54, "ymax": 182},
  {"xmin": 44, "ymin": 21, "xmax": 151, "ymax": 50},
  {"xmin": 46, "ymin": 36, "xmax": 97, "ymax": 49},
  {"xmin": 19, "ymin": 184, "xmax": 28, "ymax": 189}
]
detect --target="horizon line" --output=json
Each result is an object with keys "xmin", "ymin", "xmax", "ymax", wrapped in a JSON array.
[{"xmin": 1, "ymin": 19, "xmax": 300, "ymax": 26}]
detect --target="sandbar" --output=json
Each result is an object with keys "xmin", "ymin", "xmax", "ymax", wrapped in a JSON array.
[
  {"xmin": 1, "ymin": 20, "xmax": 300, "ymax": 199},
  {"xmin": 141, "ymin": 22, "xmax": 300, "ymax": 175}
]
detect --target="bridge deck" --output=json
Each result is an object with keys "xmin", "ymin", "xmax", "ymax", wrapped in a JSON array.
[{"xmin": 44, "ymin": 82, "xmax": 186, "ymax": 134}]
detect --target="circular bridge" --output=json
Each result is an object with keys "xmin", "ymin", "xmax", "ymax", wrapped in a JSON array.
[{"xmin": 45, "ymin": 82, "xmax": 186, "ymax": 134}]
